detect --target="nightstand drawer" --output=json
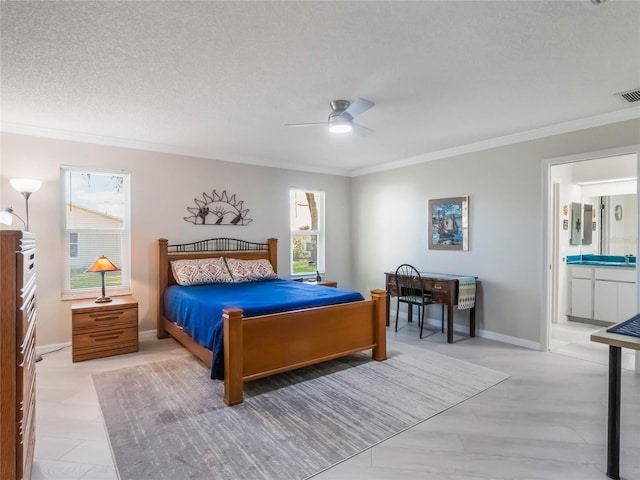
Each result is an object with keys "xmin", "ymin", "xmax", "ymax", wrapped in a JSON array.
[
  {"xmin": 72, "ymin": 326, "xmax": 138, "ymax": 361},
  {"xmin": 72, "ymin": 306, "xmax": 137, "ymax": 330}
]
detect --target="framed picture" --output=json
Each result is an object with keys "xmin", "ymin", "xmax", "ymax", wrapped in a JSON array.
[{"xmin": 428, "ymin": 196, "xmax": 469, "ymax": 251}]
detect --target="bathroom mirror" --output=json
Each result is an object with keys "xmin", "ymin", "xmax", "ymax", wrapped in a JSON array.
[
  {"xmin": 570, "ymin": 202, "xmax": 582, "ymax": 245},
  {"xmin": 600, "ymin": 194, "xmax": 637, "ymax": 255},
  {"xmin": 582, "ymin": 204, "xmax": 592, "ymax": 245}
]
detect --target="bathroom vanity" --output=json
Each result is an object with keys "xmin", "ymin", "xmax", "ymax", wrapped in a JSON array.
[{"xmin": 568, "ymin": 255, "xmax": 637, "ymax": 325}]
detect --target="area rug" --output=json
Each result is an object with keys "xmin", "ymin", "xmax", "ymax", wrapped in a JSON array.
[{"xmin": 92, "ymin": 345, "xmax": 508, "ymax": 480}]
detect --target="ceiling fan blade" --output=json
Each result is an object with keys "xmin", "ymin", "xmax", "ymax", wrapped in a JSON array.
[
  {"xmin": 343, "ymin": 98, "xmax": 374, "ymax": 119},
  {"xmin": 352, "ymin": 122, "xmax": 375, "ymax": 137},
  {"xmin": 284, "ymin": 122, "xmax": 326, "ymax": 127}
]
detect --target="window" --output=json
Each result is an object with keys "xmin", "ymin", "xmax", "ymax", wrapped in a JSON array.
[
  {"xmin": 61, "ymin": 167, "xmax": 130, "ymax": 299},
  {"xmin": 290, "ymin": 189, "xmax": 325, "ymax": 276},
  {"xmin": 69, "ymin": 232, "xmax": 78, "ymax": 258}
]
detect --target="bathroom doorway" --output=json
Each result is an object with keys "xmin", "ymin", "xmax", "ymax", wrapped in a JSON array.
[{"xmin": 544, "ymin": 148, "xmax": 639, "ymax": 371}]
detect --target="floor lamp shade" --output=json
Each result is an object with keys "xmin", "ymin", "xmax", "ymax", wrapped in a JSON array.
[
  {"xmin": 86, "ymin": 256, "xmax": 120, "ymax": 303},
  {"xmin": 8, "ymin": 178, "xmax": 42, "ymax": 232}
]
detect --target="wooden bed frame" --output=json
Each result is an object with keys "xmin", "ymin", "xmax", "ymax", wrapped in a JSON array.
[{"xmin": 157, "ymin": 237, "xmax": 387, "ymax": 406}]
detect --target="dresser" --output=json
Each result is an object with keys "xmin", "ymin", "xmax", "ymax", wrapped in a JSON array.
[
  {"xmin": 72, "ymin": 296, "xmax": 138, "ymax": 362},
  {"xmin": 0, "ymin": 231, "xmax": 37, "ymax": 480}
]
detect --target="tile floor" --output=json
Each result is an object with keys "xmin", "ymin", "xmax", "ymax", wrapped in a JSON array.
[
  {"xmin": 550, "ymin": 319, "xmax": 637, "ymax": 371},
  {"xmin": 33, "ymin": 324, "xmax": 640, "ymax": 480}
]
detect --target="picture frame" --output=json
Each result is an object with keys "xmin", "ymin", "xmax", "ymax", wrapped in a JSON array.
[{"xmin": 428, "ymin": 196, "xmax": 469, "ymax": 251}]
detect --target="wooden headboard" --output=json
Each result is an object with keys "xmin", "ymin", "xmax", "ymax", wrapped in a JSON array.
[{"xmin": 157, "ymin": 237, "xmax": 278, "ymax": 335}]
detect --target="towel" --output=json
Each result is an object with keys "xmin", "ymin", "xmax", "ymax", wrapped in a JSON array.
[{"xmin": 457, "ymin": 277, "xmax": 476, "ymax": 310}]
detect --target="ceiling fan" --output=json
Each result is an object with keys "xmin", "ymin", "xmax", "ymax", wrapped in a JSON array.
[{"xmin": 285, "ymin": 98, "xmax": 375, "ymax": 136}]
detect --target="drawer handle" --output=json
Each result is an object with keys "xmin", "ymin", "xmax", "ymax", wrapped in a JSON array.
[
  {"xmin": 434, "ymin": 285, "xmax": 442, "ymax": 289},
  {"xmin": 90, "ymin": 310, "xmax": 124, "ymax": 317},
  {"xmin": 90, "ymin": 331, "xmax": 124, "ymax": 341},
  {"xmin": 90, "ymin": 315, "xmax": 121, "ymax": 321}
]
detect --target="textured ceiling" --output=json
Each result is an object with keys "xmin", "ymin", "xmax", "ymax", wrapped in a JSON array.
[{"xmin": 2, "ymin": 1, "xmax": 640, "ymax": 176}]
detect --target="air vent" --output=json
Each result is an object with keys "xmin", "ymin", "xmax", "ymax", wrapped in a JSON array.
[{"xmin": 615, "ymin": 88, "xmax": 640, "ymax": 103}]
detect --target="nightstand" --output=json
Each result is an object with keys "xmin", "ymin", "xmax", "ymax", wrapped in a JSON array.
[
  {"xmin": 304, "ymin": 280, "xmax": 338, "ymax": 288},
  {"xmin": 72, "ymin": 296, "xmax": 139, "ymax": 362}
]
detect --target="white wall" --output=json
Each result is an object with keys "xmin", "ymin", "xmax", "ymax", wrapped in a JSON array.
[
  {"xmin": 3, "ymin": 118, "xmax": 639, "ymax": 349},
  {"xmin": 351, "ymin": 118, "xmax": 640, "ymax": 346},
  {"xmin": 0, "ymin": 133, "xmax": 354, "ymax": 346}
]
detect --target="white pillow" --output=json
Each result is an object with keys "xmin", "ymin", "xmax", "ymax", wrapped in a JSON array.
[
  {"xmin": 225, "ymin": 258, "xmax": 277, "ymax": 282},
  {"xmin": 171, "ymin": 257, "xmax": 233, "ymax": 286}
]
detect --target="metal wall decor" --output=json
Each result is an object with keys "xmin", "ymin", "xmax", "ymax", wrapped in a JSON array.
[{"xmin": 184, "ymin": 190, "xmax": 252, "ymax": 226}]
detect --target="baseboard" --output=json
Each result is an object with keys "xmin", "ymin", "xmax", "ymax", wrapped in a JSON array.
[
  {"xmin": 139, "ymin": 329, "xmax": 158, "ymax": 340},
  {"xmin": 567, "ymin": 315, "xmax": 613, "ymax": 327},
  {"xmin": 405, "ymin": 314, "xmax": 541, "ymax": 351},
  {"xmin": 475, "ymin": 328, "xmax": 540, "ymax": 350},
  {"xmin": 36, "ymin": 341, "xmax": 71, "ymax": 356}
]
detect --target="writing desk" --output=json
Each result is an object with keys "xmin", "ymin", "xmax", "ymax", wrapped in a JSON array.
[
  {"xmin": 591, "ymin": 324, "xmax": 640, "ymax": 480},
  {"xmin": 385, "ymin": 272, "xmax": 476, "ymax": 343}
]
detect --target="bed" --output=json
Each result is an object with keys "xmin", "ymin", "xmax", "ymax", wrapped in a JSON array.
[{"xmin": 157, "ymin": 237, "xmax": 387, "ymax": 406}]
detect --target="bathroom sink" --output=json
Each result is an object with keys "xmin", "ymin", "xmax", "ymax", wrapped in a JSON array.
[{"xmin": 570, "ymin": 260, "xmax": 635, "ymax": 267}]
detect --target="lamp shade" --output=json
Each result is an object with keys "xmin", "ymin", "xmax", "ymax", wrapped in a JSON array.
[
  {"xmin": 87, "ymin": 256, "xmax": 120, "ymax": 303},
  {"xmin": 0, "ymin": 210, "xmax": 13, "ymax": 226},
  {"xmin": 10, "ymin": 178, "xmax": 42, "ymax": 193},
  {"xmin": 0, "ymin": 208, "xmax": 27, "ymax": 230},
  {"xmin": 86, "ymin": 256, "xmax": 120, "ymax": 273}
]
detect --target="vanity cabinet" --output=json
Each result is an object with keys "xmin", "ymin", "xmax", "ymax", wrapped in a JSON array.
[
  {"xmin": 570, "ymin": 266, "xmax": 593, "ymax": 319},
  {"xmin": 593, "ymin": 268, "xmax": 637, "ymax": 323},
  {"xmin": 570, "ymin": 265, "xmax": 637, "ymax": 324}
]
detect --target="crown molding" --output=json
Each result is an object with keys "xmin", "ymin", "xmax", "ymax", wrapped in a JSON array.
[
  {"xmin": 0, "ymin": 122, "xmax": 350, "ymax": 177},
  {"xmin": 351, "ymin": 106, "xmax": 640, "ymax": 177},
  {"xmin": 3, "ymin": 106, "xmax": 640, "ymax": 178}
]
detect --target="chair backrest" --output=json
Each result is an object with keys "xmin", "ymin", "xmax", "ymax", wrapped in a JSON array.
[{"xmin": 394, "ymin": 264, "xmax": 424, "ymax": 295}]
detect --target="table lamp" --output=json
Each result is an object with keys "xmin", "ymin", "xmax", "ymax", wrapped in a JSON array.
[{"xmin": 87, "ymin": 256, "xmax": 120, "ymax": 303}]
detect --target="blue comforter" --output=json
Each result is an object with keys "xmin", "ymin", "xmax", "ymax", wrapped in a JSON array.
[{"xmin": 163, "ymin": 279, "xmax": 365, "ymax": 379}]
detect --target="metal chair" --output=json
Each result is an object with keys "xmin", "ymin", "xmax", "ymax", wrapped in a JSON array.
[{"xmin": 394, "ymin": 264, "xmax": 435, "ymax": 338}]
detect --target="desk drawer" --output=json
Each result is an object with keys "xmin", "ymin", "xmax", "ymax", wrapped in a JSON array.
[
  {"xmin": 431, "ymin": 281, "xmax": 449, "ymax": 293},
  {"xmin": 431, "ymin": 291, "xmax": 449, "ymax": 303}
]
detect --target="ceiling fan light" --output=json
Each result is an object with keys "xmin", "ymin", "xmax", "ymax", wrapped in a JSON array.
[{"xmin": 328, "ymin": 119, "xmax": 352, "ymax": 134}]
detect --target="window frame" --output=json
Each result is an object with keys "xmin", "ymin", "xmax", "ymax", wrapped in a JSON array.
[
  {"xmin": 290, "ymin": 188, "xmax": 325, "ymax": 278},
  {"xmin": 60, "ymin": 166, "xmax": 131, "ymax": 300}
]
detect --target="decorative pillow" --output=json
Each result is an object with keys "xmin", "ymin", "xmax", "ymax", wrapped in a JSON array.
[
  {"xmin": 171, "ymin": 257, "xmax": 233, "ymax": 286},
  {"xmin": 225, "ymin": 258, "xmax": 277, "ymax": 282}
]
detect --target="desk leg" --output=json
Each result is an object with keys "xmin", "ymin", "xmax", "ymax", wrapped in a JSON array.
[
  {"xmin": 607, "ymin": 345, "xmax": 621, "ymax": 480},
  {"xmin": 470, "ymin": 305, "xmax": 476, "ymax": 337},
  {"xmin": 447, "ymin": 302, "xmax": 454, "ymax": 343}
]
